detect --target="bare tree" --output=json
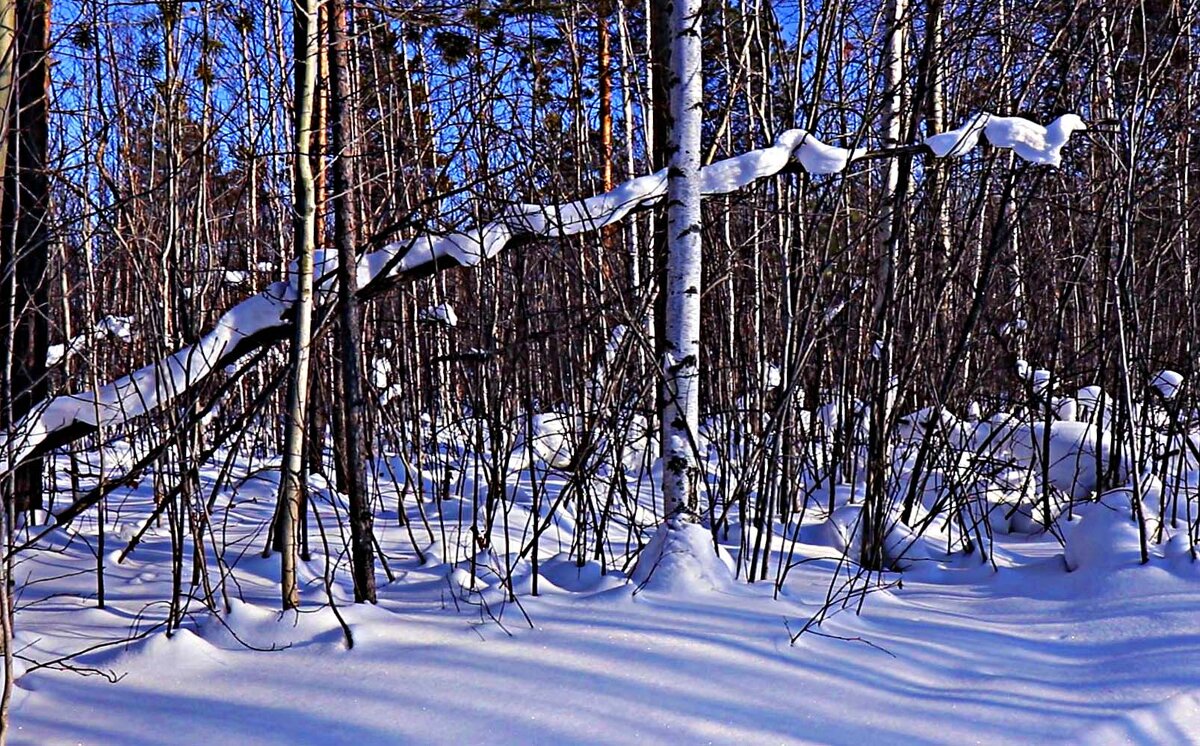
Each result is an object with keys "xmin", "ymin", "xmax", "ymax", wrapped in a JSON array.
[
  {"xmin": 659, "ymin": 0, "xmax": 705, "ymax": 523},
  {"xmin": 278, "ymin": 0, "xmax": 322, "ymax": 611},
  {"xmin": 330, "ymin": 0, "xmax": 376, "ymax": 604}
]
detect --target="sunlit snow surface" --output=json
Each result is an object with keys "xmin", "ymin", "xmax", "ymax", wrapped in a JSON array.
[{"xmin": 6, "ymin": 435, "xmax": 1199, "ymax": 746}]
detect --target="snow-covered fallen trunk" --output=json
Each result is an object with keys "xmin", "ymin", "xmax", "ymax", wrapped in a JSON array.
[
  {"xmin": 1, "ymin": 284, "xmax": 298, "ymax": 477},
  {"xmin": 0, "ymin": 113, "xmax": 1084, "ymax": 505}
]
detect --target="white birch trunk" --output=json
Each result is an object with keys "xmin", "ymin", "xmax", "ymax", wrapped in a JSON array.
[
  {"xmin": 862, "ymin": 0, "xmax": 907, "ymax": 569},
  {"xmin": 660, "ymin": 0, "xmax": 704, "ymax": 522},
  {"xmin": 278, "ymin": 0, "xmax": 321, "ymax": 611}
]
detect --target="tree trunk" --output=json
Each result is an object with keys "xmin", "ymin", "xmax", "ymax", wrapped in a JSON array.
[
  {"xmin": 660, "ymin": 0, "xmax": 704, "ymax": 522},
  {"xmin": 862, "ymin": 0, "xmax": 907, "ymax": 570},
  {"xmin": 330, "ymin": 0, "xmax": 376, "ymax": 604},
  {"xmin": 1, "ymin": 0, "xmax": 50, "ymax": 516},
  {"xmin": 278, "ymin": 0, "xmax": 321, "ymax": 611},
  {"xmin": 0, "ymin": 12, "xmax": 14, "ymax": 731}
]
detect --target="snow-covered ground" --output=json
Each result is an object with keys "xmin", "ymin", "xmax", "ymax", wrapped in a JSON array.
[{"xmin": 6, "ymin": 426, "xmax": 1200, "ymax": 746}]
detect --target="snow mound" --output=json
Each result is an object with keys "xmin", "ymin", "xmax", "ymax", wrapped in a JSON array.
[
  {"xmin": 1008, "ymin": 495, "xmax": 1068, "ymax": 535},
  {"xmin": 816, "ymin": 503, "xmax": 932, "ymax": 570},
  {"xmin": 1050, "ymin": 396, "xmax": 1076, "ymax": 422},
  {"xmin": 984, "ymin": 417, "xmax": 1120, "ymax": 499},
  {"xmin": 632, "ymin": 522, "xmax": 734, "ymax": 594},
  {"xmin": 1061, "ymin": 501, "xmax": 1148, "ymax": 572},
  {"xmin": 538, "ymin": 553, "xmax": 618, "ymax": 593},
  {"xmin": 1075, "ymin": 385, "xmax": 1114, "ymax": 424},
  {"xmin": 509, "ymin": 412, "xmax": 580, "ymax": 470},
  {"xmin": 132, "ymin": 628, "xmax": 224, "ymax": 673},
  {"xmin": 950, "ymin": 481, "xmax": 1017, "ymax": 536},
  {"xmin": 1163, "ymin": 531, "xmax": 1198, "ymax": 568}
]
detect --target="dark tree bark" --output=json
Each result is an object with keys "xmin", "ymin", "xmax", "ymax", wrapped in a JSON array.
[
  {"xmin": 330, "ymin": 0, "xmax": 376, "ymax": 604},
  {"xmin": 1, "ymin": 0, "xmax": 50, "ymax": 515}
]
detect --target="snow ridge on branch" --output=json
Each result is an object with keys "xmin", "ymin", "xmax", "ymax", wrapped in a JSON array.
[{"xmin": 0, "ymin": 113, "xmax": 1084, "ymax": 480}]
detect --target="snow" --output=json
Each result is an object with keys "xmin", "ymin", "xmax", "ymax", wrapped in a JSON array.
[
  {"xmin": 1053, "ymin": 396, "xmax": 1078, "ymax": 422},
  {"xmin": 1089, "ymin": 691, "xmax": 1200, "ymax": 744},
  {"xmin": 631, "ymin": 521, "xmax": 734, "ymax": 594},
  {"xmin": 46, "ymin": 316, "xmax": 136, "ymax": 366},
  {"xmin": 418, "ymin": 302, "xmax": 459, "ymax": 328},
  {"xmin": 44, "ymin": 343, "xmax": 67, "ymax": 367},
  {"xmin": 351, "ymin": 114, "xmax": 1080, "ymax": 290},
  {"xmin": 1032, "ymin": 368, "xmax": 1052, "ymax": 396},
  {"xmin": 777, "ymin": 129, "xmax": 866, "ymax": 175},
  {"xmin": 923, "ymin": 113, "xmax": 1086, "ymax": 167},
  {"xmin": 816, "ymin": 502, "xmax": 933, "ymax": 570},
  {"xmin": 984, "ymin": 113, "xmax": 1087, "ymax": 167},
  {"xmin": 98, "ymin": 315, "xmax": 135, "ymax": 342},
  {"xmin": 508, "ymin": 412, "xmax": 580, "ymax": 470},
  {"xmin": 1000, "ymin": 318, "xmax": 1028, "ymax": 336},
  {"xmin": 369, "ymin": 357, "xmax": 393, "ymax": 390},
  {"xmin": 16, "ymin": 104, "xmax": 1193, "ymax": 743},
  {"xmin": 1076, "ymin": 385, "xmax": 1113, "ymax": 424},
  {"xmin": 1061, "ymin": 500, "xmax": 1146, "ymax": 572},
  {"xmin": 1150, "ymin": 369, "xmax": 1184, "ymax": 400},
  {"xmin": 457, "ymin": 126, "xmax": 832, "ymax": 259},
  {"xmin": 5, "ymin": 112, "xmax": 1089, "ymax": 480},
  {"xmin": 981, "ymin": 415, "xmax": 1119, "ymax": 499},
  {"xmin": 9, "ymin": 438, "xmax": 1200, "ymax": 745},
  {"xmin": 762, "ymin": 361, "xmax": 782, "ymax": 389},
  {"xmin": 1, "ymin": 282, "xmax": 295, "ymax": 474},
  {"xmin": 924, "ymin": 112, "xmax": 989, "ymax": 157}
]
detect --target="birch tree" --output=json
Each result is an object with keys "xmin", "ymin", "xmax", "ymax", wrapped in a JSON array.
[
  {"xmin": 660, "ymin": 0, "xmax": 704, "ymax": 523},
  {"xmin": 862, "ymin": 0, "xmax": 908, "ymax": 570},
  {"xmin": 278, "ymin": 0, "xmax": 321, "ymax": 611}
]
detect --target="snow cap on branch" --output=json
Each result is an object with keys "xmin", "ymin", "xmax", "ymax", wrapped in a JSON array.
[
  {"xmin": 925, "ymin": 113, "xmax": 989, "ymax": 158},
  {"xmin": 925, "ymin": 113, "xmax": 1086, "ymax": 167},
  {"xmin": 1150, "ymin": 369, "xmax": 1184, "ymax": 400}
]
